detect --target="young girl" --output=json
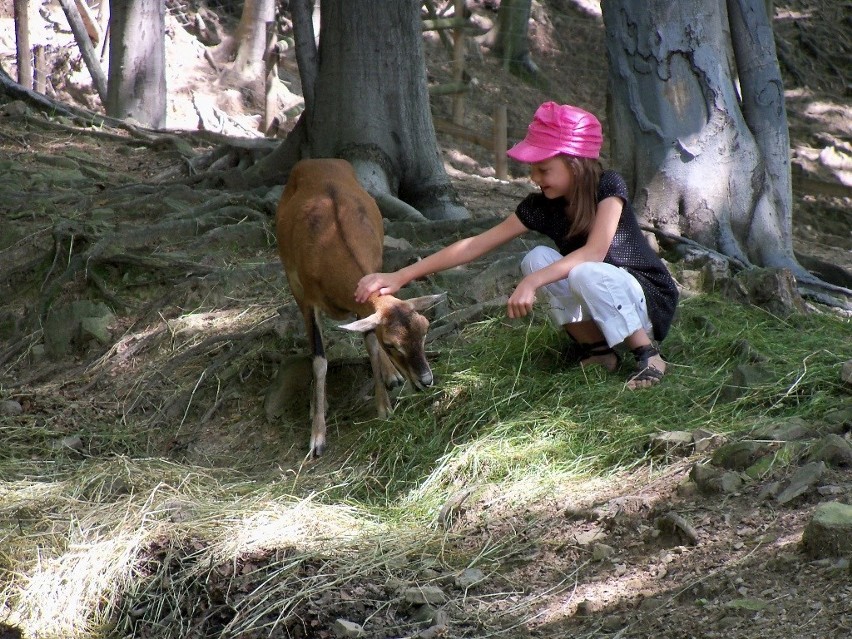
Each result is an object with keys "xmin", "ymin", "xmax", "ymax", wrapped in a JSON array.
[{"xmin": 355, "ymin": 102, "xmax": 679, "ymax": 389}]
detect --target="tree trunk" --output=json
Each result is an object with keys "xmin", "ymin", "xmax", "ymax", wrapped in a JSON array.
[
  {"xmin": 227, "ymin": 0, "xmax": 275, "ymax": 85},
  {"xmin": 59, "ymin": 0, "xmax": 108, "ymax": 104},
  {"xmin": 106, "ymin": 0, "xmax": 166, "ymax": 128},
  {"xmin": 13, "ymin": 0, "xmax": 32, "ymax": 89},
  {"xmin": 601, "ymin": 0, "xmax": 806, "ymax": 278},
  {"xmin": 246, "ymin": 0, "xmax": 468, "ymax": 221},
  {"xmin": 494, "ymin": 0, "xmax": 541, "ymax": 82}
]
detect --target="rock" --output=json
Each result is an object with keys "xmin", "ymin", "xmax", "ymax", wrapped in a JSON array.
[
  {"xmin": 404, "ymin": 586, "xmax": 446, "ymax": 605},
  {"xmin": 409, "ymin": 603, "xmax": 438, "ymax": 624},
  {"xmin": 575, "ymin": 599, "xmax": 597, "ymax": 615},
  {"xmin": 692, "ymin": 428, "xmax": 725, "ymax": 453},
  {"xmin": 678, "ymin": 269, "xmax": 703, "ymax": 292},
  {"xmin": 333, "ymin": 618, "xmax": 365, "ymax": 638},
  {"xmin": 592, "ymin": 543, "xmax": 615, "ymax": 561},
  {"xmin": 53, "ymin": 435, "xmax": 84, "ymax": 453},
  {"xmin": 775, "ymin": 461, "xmax": 826, "ymax": 505},
  {"xmin": 454, "ymin": 567, "xmax": 486, "ymax": 589},
  {"xmin": 414, "ymin": 624, "xmax": 450, "ymax": 639},
  {"xmin": 752, "ymin": 416, "xmax": 812, "ymax": 441},
  {"xmin": 808, "ymin": 434, "xmax": 852, "ymax": 467},
  {"xmin": 690, "ymin": 462, "xmax": 743, "ymax": 494},
  {"xmin": 822, "ymin": 404, "xmax": 852, "ymax": 433},
  {"xmin": 648, "ymin": 431, "xmax": 694, "ymax": 456},
  {"xmin": 574, "ymin": 529, "xmax": 607, "ymax": 546},
  {"xmin": 744, "ymin": 454, "xmax": 778, "ymax": 480},
  {"xmin": 1, "ymin": 100, "xmax": 29, "ymax": 117},
  {"xmin": 719, "ymin": 364, "xmax": 776, "ymax": 402},
  {"xmin": 712, "ymin": 440, "xmax": 766, "ymax": 471},
  {"xmin": 0, "ymin": 400, "xmax": 23, "ymax": 416},
  {"xmin": 802, "ymin": 502, "xmax": 852, "ymax": 558},
  {"xmin": 842, "ymin": 360, "xmax": 852, "ymax": 388}
]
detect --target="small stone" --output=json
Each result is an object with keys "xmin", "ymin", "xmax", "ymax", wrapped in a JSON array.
[
  {"xmin": 404, "ymin": 586, "xmax": 446, "ymax": 605},
  {"xmin": 454, "ymin": 567, "xmax": 485, "ymax": 589},
  {"xmin": 333, "ymin": 618, "xmax": 365, "ymax": 638},
  {"xmin": 0, "ymin": 400, "xmax": 23, "ymax": 416},
  {"xmin": 648, "ymin": 431, "xmax": 694, "ymax": 456},
  {"xmin": 808, "ymin": 434, "xmax": 852, "ymax": 467},
  {"xmin": 592, "ymin": 543, "xmax": 615, "ymax": 561},
  {"xmin": 775, "ymin": 462, "xmax": 826, "ymax": 505}
]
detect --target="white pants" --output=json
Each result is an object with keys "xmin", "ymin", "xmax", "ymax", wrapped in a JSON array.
[{"xmin": 520, "ymin": 245, "xmax": 654, "ymax": 347}]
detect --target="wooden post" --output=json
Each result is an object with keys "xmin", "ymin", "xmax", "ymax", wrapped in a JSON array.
[
  {"xmin": 493, "ymin": 104, "xmax": 508, "ymax": 180},
  {"xmin": 13, "ymin": 0, "xmax": 33, "ymax": 89},
  {"xmin": 33, "ymin": 44, "xmax": 46, "ymax": 94},
  {"xmin": 451, "ymin": 0, "xmax": 465, "ymax": 125}
]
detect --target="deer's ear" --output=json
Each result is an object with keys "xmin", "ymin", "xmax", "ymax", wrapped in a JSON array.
[
  {"xmin": 338, "ymin": 313, "xmax": 382, "ymax": 333},
  {"xmin": 405, "ymin": 293, "xmax": 446, "ymax": 312}
]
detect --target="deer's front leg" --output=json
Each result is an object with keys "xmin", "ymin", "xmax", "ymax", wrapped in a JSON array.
[{"xmin": 365, "ymin": 331, "xmax": 393, "ymax": 418}]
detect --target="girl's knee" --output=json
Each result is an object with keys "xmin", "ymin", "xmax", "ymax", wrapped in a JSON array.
[
  {"xmin": 521, "ymin": 246, "xmax": 559, "ymax": 276},
  {"xmin": 566, "ymin": 262, "xmax": 599, "ymax": 294}
]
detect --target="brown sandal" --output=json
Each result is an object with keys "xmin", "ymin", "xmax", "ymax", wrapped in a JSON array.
[
  {"xmin": 579, "ymin": 340, "xmax": 620, "ymax": 372},
  {"xmin": 627, "ymin": 344, "xmax": 665, "ymax": 389}
]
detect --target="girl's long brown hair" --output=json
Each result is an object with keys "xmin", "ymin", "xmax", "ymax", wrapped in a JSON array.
[{"xmin": 562, "ymin": 155, "xmax": 603, "ymax": 239}]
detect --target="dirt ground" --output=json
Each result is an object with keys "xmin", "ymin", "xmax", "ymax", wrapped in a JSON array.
[{"xmin": 0, "ymin": 1, "xmax": 850, "ymax": 638}]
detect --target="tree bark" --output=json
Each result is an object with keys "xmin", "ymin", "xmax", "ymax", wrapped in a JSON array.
[
  {"xmin": 494, "ymin": 0, "xmax": 541, "ymax": 82},
  {"xmin": 13, "ymin": 0, "xmax": 33, "ymax": 89},
  {"xmin": 245, "ymin": 0, "xmax": 468, "ymax": 221},
  {"xmin": 601, "ymin": 0, "xmax": 807, "ymax": 278},
  {"xmin": 58, "ymin": 0, "xmax": 108, "ymax": 104},
  {"xmin": 227, "ymin": 0, "xmax": 275, "ymax": 86},
  {"xmin": 106, "ymin": 0, "xmax": 166, "ymax": 128}
]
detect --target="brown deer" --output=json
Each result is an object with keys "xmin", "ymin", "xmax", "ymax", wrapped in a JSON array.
[{"xmin": 275, "ymin": 158, "xmax": 443, "ymax": 457}]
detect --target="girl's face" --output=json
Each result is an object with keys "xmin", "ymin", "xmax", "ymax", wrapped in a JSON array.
[{"xmin": 529, "ymin": 156, "xmax": 573, "ymax": 199}]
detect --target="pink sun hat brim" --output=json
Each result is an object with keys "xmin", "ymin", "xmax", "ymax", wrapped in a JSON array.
[{"xmin": 507, "ymin": 102, "xmax": 603, "ymax": 163}]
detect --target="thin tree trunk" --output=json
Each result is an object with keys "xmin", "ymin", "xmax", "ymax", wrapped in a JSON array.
[
  {"xmin": 13, "ymin": 0, "xmax": 32, "ymax": 89},
  {"xmin": 58, "ymin": 0, "xmax": 108, "ymax": 104}
]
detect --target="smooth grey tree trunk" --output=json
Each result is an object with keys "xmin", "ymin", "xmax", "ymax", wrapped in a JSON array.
[
  {"xmin": 227, "ymin": 0, "xmax": 275, "ymax": 84},
  {"xmin": 106, "ymin": 0, "xmax": 166, "ymax": 128},
  {"xmin": 245, "ymin": 0, "xmax": 468, "ymax": 221},
  {"xmin": 601, "ymin": 0, "xmax": 806, "ymax": 278}
]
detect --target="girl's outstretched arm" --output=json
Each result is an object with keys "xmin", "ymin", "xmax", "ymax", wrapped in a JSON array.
[{"xmin": 355, "ymin": 214, "xmax": 528, "ymax": 302}]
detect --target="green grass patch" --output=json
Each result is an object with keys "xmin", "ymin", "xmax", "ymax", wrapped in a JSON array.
[{"xmin": 1, "ymin": 294, "xmax": 849, "ymax": 637}]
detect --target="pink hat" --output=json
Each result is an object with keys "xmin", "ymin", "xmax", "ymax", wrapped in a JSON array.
[{"xmin": 506, "ymin": 102, "xmax": 603, "ymax": 163}]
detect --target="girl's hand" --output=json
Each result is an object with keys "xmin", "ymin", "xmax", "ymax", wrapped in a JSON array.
[
  {"xmin": 355, "ymin": 272, "xmax": 402, "ymax": 302},
  {"xmin": 507, "ymin": 279, "xmax": 537, "ymax": 319}
]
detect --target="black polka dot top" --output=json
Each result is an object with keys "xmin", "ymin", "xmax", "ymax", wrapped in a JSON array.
[{"xmin": 515, "ymin": 170, "xmax": 679, "ymax": 341}]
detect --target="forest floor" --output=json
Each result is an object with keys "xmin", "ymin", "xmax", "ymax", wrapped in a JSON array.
[{"xmin": 0, "ymin": 1, "xmax": 850, "ymax": 639}]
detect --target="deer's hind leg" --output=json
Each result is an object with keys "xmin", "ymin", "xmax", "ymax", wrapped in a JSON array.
[{"xmin": 304, "ymin": 307, "xmax": 329, "ymax": 457}]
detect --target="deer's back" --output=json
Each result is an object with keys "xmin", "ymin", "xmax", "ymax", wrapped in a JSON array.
[{"xmin": 276, "ymin": 159, "xmax": 383, "ymax": 317}]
